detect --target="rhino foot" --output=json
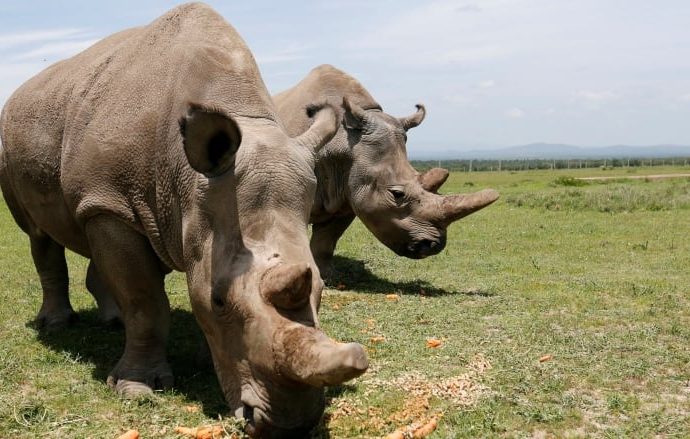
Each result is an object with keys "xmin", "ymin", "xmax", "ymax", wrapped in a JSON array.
[
  {"xmin": 35, "ymin": 307, "xmax": 78, "ymax": 331},
  {"xmin": 107, "ymin": 363, "xmax": 174, "ymax": 398}
]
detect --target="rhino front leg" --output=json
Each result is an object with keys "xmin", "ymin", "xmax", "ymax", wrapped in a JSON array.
[
  {"xmin": 30, "ymin": 233, "xmax": 77, "ymax": 330},
  {"xmin": 310, "ymin": 214, "xmax": 355, "ymax": 279},
  {"xmin": 85, "ymin": 215, "xmax": 172, "ymax": 397}
]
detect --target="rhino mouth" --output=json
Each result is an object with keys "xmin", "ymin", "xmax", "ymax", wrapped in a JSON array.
[
  {"xmin": 401, "ymin": 236, "xmax": 446, "ymax": 259},
  {"xmin": 237, "ymin": 382, "xmax": 325, "ymax": 438}
]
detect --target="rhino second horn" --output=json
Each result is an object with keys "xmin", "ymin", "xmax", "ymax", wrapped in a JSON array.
[
  {"xmin": 260, "ymin": 263, "xmax": 312, "ymax": 310},
  {"xmin": 279, "ymin": 327, "xmax": 369, "ymax": 387},
  {"xmin": 419, "ymin": 167, "xmax": 449, "ymax": 193},
  {"xmin": 441, "ymin": 189, "xmax": 500, "ymax": 224}
]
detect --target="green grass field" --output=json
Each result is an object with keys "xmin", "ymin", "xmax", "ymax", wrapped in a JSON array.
[{"xmin": 1, "ymin": 166, "xmax": 689, "ymax": 438}]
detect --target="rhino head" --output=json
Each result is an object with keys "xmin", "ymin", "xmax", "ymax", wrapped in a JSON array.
[
  {"xmin": 342, "ymin": 97, "xmax": 499, "ymax": 259},
  {"xmin": 180, "ymin": 104, "xmax": 368, "ymax": 437}
]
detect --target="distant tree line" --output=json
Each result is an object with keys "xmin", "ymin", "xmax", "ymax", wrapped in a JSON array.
[{"xmin": 411, "ymin": 157, "xmax": 690, "ymax": 172}]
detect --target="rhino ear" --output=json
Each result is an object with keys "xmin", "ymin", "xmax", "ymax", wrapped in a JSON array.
[
  {"xmin": 342, "ymin": 96, "xmax": 367, "ymax": 130},
  {"xmin": 297, "ymin": 102, "xmax": 338, "ymax": 154},
  {"xmin": 179, "ymin": 104, "xmax": 241, "ymax": 177}
]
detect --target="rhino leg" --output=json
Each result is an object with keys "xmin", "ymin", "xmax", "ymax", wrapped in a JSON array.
[
  {"xmin": 30, "ymin": 233, "xmax": 77, "ymax": 330},
  {"xmin": 310, "ymin": 214, "xmax": 355, "ymax": 279},
  {"xmin": 85, "ymin": 261, "xmax": 123, "ymax": 327},
  {"xmin": 85, "ymin": 215, "xmax": 173, "ymax": 397}
]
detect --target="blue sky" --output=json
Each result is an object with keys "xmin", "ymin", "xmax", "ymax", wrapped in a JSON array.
[{"xmin": 1, "ymin": 0, "xmax": 690, "ymax": 155}]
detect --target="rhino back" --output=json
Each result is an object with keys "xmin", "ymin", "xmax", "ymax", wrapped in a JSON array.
[{"xmin": 1, "ymin": 3, "xmax": 276, "ymax": 269}]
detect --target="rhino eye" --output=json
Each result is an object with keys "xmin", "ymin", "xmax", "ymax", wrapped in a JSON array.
[{"xmin": 389, "ymin": 188, "xmax": 405, "ymax": 202}]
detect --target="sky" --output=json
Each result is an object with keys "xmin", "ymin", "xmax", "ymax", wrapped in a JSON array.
[{"xmin": 1, "ymin": 0, "xmax": 690, "ymax": 155}]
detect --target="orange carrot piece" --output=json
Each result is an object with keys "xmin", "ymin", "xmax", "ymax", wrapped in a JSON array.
[
  {"xmin": 116, "ymin": 430, "xmax": 139, "ymax": 439},
  {"xmin": 426, "ymin": 338, "xmax": 442, "ymax": 348},
  {"xmin": 413, "ymin": 417, "xmax": 439, "ymax": 438}
]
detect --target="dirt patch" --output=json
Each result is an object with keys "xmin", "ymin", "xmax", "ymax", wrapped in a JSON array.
[
  {"xmin": 366, "ymin": 354, "xmax": 492, "ymax": 407},
  {"xmin": 324, "ymin": 355, "xmax": 492, "ymax": 437}
]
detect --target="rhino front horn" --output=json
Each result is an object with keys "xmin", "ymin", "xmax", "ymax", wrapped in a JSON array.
[
  {"xmin": 260, "ymin": 263, "xmax": 312, "ymax": 310},
  {"xmin": 279, "ymin": 327, "xmax": 369, "ymax": 387},
  {"xmin": 441, "ymin": 189, "xmax": 500, "ymax": 224}
]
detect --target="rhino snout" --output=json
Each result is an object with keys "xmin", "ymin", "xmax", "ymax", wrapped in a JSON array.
[
  {"xmin": 404, "ymin": 235, "xmax": 447, "ymax": 259},
  {"xmin": 236, "ymin": 396, "xmax": 324, "ymax": 438}
]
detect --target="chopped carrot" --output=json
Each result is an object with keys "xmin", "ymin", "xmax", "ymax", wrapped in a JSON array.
[
  {"xmin": 175, "ymin": 425, "xmax": 224, "ymax": 439},
  {"xmin": 413, "ymin": 417, "xmax": 439, "ymax": 438},
  {"xmin": 539, "ymin": 354, "xmax": 553, "ymax": 363},
  {"xmin": 116, "ymin": 430, "xmax": 139, "ymax": 439},
  {"xmin": 385, "ymin": 294, "xmax": 400, "ymax": 301},
  {"xmin": 383, "ymin": 430, "xmax": 405, "ymax": 439},
  {"xmin": 426, "ymin": 338, "xmax": 442, "ymax": 348},
  {"xmin": 370, "ymin": 336, "xmax": 385, "ymax": 343}
]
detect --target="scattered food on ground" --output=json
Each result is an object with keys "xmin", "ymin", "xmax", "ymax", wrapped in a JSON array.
[
  {"xmin": 426, "ymin": 338, "xmax": 442, "ymax": 348},
  {"xmin": 116, "ymin": 430, "xmax": 139, "ymax": 439},
  {"xmin": 175, "ymin": 424, "xmax": 229, "ymax": 439}
]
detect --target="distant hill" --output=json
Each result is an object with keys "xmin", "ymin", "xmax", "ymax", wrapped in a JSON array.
[{"xmin": 411, "ymin": 143, "xmax": 690, "ymax": 160}]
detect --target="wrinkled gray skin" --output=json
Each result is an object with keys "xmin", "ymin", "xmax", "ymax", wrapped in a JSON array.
[
  {"xmin": 0, "ymin": 5, "xmax": 367, "ymax": 437},
  {"xmin": 273, "ymin": 65, "xmax": 499, "ymax": 275}
]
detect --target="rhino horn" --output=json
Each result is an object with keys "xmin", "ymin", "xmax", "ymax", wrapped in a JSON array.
[
  {"xmin": 279, "ymin": 326, "xmax": 369, "ymax": 387},
  {"xmin": 296, "ymin": 103, "xmax": 338, "ymax": 154},
  {"xmin": 419, "ymin": 167, "xmax": 449, "ymax": 193},
  {"xmin": 260, "ymin": 263, "xmax": 312, "ymax": 310},
  {"xmin": 441, "ymin": 189, "xmax": 500, "ymax": 224},
  {"xmin": 399, "ymin": 104, "xmax": 426, "ymax": 130}
]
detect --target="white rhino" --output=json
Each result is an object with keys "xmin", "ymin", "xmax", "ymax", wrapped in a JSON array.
[
  {"xmin": 274, "ymin": 65, "xmax": 499, "ymax": 275},
  {"xmin": 0, "ymin": 5, "xmax": 366, "ymax": 437}
]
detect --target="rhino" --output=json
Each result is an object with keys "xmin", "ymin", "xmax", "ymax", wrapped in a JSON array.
[
  {"xmin": 0, "ymin": 4, "xmax": 367, "ymax": 437},
  {"xmin": 273, "ymin": 65, "xmax": 499, "ymax": 276}
]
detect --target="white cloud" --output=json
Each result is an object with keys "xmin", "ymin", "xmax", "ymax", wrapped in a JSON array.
[
  {"xmin": 254, "ymin": 42, "xmax": 313, "ymax": 65},
  {"xmin": 505, "ymin": 108, "xmax": 525, "ymax": 119},
  {"xmin": 478, "ymin": 79, "xmax": 495, "ymax": 88},
  {"xmin": 12, "ymin": 39, "xmax": 99, "ymax": 61},
  {"xmin": 344, "ymin": 0, "xmax": 520, "ymax": 66},
  {"xmin": 443, "ymin": 93, "xmax": 472, "ymax": 105},
  {"xmin": 441, "ymin": 46, "xmax": 504, "ymax": 64},
  {"xmin": 0, "ymin": 28, "xmax": 87, "ymax": 49},
  {"xmin": 575, "ymin": 90, "xmax": 617, "ymax": 102}
]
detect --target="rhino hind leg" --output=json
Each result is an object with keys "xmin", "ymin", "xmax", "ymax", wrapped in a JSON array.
[
  {"xmin": 85, "ymin": 215, "xmax": 173, "ymax": 397},
  {"xmin": 85, "ymin": 261, "xmax": 123, "ymax": 327},
  {"xmin": 310, "ymin": 214, "xmax": 355, "ymax": 280},
  {"xmin": 30, "ymin": 233, "xmax": 77, "ymax": 331}
]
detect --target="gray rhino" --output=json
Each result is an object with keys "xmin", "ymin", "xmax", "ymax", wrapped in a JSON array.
[
  {"xmin": 0, "ymin": 5, "xmax": 367, "ymax": 437},
  {"xmin": 273, "ymin": 65, "xmax": 499, "ymax": 275}
]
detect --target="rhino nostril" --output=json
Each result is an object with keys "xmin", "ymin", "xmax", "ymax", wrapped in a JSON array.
[
  {"xmin": 418, "ymin": 239, "xmax": 435, "ymax": 250},
  {"xmin": 244, "ymin": 404, "xmax": 254, "ymax": 419}
]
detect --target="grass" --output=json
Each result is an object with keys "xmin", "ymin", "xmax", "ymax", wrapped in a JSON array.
[{"xmin": 1, "ymin": 165, "xmax": 689, "ymax": 438}]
